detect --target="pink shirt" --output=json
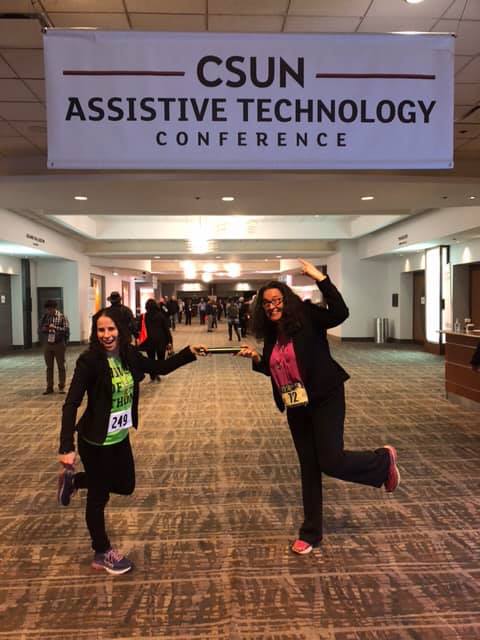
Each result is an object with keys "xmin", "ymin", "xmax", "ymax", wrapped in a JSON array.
[{"xmin": 270, "ymin": 338, "xmax": 304, "ymax": 390}]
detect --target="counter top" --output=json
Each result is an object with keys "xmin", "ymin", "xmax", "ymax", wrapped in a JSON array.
[{"xmin": 441, "ymin": 330, "xmax": 480, "ymax": 338}]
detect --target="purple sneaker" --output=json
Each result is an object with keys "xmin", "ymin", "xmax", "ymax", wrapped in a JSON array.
[
  {"xmin": 384, "ymin": 445, "xmax": 401, "ymax": 493},
  {"xmin": 57, "ymin": 465, "xmax": 76, "ymax": 506},
  {"xmin": 92, "ymin": 549, "xmax": 133, "ymax": 575}
]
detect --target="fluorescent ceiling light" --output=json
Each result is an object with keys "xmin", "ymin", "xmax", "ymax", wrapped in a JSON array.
[
  {"xmin": 74, "ymin": 195, "xmax": 88, "ymax": 201},
  {"xmin": 361, "ymin": 195, "xmax": 375, "ymax": 201},
  {"xmin": 222, "ymin": 196, "xmax": 235, "ymax": 202}
]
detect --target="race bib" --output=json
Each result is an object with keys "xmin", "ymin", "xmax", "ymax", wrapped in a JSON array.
[
  {"xmin": 281, "ymin": 382, "xmax": 309, "ymax": 408},
  {"xmin": 107, "ymin": 408, "xmax": 132, "ymax": 434}
]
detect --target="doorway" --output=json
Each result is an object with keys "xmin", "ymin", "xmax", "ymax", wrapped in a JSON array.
[
  {"xmin": 0, "ymin": 274, "xmax": 13, "ymax": 351},
  {"xmin": 413, "ymin": 271, "xmax": 425, "ymax": 344}
]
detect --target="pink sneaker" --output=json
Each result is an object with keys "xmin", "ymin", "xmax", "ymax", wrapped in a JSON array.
[
  {"xmin": 384, "ymin": 445, "xmax": 401, "ymax": 492},
  {"xmin": 291, "ymin": 539, "xmax": 313, "ymax": 555}
]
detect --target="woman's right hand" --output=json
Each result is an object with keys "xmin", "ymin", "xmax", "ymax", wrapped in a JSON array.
[
  {"xmin": 237, "ymin": 344, "xmax": 261, "ymax": 364},
  {"xmin": 190, "ymin": 344, "xmax": 208, "ymax": 356},
  {"xmin": 58, "ymin": 451, "xmax": 76, "ymax": 466}
]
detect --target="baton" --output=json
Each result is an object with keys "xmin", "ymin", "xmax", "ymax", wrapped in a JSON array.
[{"xmin": 206, "ymin": 346, "xmax": 242, "ymax": 354}]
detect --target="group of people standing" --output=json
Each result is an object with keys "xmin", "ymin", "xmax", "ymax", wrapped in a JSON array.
[{"xmin": 55, "ymin": 258, "xmax": 400, "ymax": 575}]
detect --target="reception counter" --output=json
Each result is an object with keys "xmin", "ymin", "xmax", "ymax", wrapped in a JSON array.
[{"xmin": 444, "ymin": 331, "xmax": 480, "ymax": 408}]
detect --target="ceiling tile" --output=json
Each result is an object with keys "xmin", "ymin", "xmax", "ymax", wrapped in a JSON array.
[
  {"xmin": 126, "ymin": 0, "xmax": 206, "ymax": 12},
  {"xmin": 0, "ymin": 19, "xmax": 43, "ymax": 47},
  {"xmin": 458, "ymin": 136, "xmax": 480, "ymax": 150},
  {"xmin": 0, "ymin": 101, "xmax": 45, "ymax": 121},
  {"xmin": 442, "ymin": 0, "xmax": 469, "ymax": 20},
  {"xmin": 9, "ymin": 121, "xmax": 48, "ymax": 137},
  {"xmin": 358, "ymin": 16, "xmax": 437, "ymax": 32},
  {"xmin": 50, "ymin": 13, "xmax": 130, "ymax": 29},
  {"xmin": 454, "ymin": 122, "xmax": 479, "ymax": 138},
  {"xmin": 209, "ymin": 0, "xmax": 288, "ymax": 16},
  {"xmin": 434, "ymin": 20, "xmax": 480, "ymax": 56},
  {"xmin": 0, "ymin": 79, "xmax": 37, "ymax": 100},
  {"xmin": 22, "ymin": 79, "xmax": 45, "ymax": 101},
  {"xmin": 455, "ymin": 83, "xmax": 480, "ymax": 104},
  {"xmin": 208, "ymin": 15, "xmax": 283, "ymax": 32},
  {"xmin": 455, "ymin": 55, "xmax": 480, "ymax": 82},
  {"xmin": 130, "ymin": 13, "xmax": 205, "ymax": 30},
  {"xmin": 289, "ymin": 0, "xmax": 370, "ymax": 17},
  {"xmin": 0, "ymin": 1, "xmax": 35, "ymax": 10},
  {"xmin": 463, "ymin": 2, "xmax": 480, "ymax": 20},
  {"xmin": 367, "ymin": 0, "xmax": 454, "ymax": 18},
  {"xmin": 285, "ymin": 16, "xmax": 360, "ymax": 32},
  {"xmin": 43, "ymin": 0, "xmax": 124, "ymax": 10},
  {"xmin": 0, "ymin": 137, "xmax": 38, "ymax": 155},
  {"xmin": 0, "ymin": 120, "xmax": 17, "ymax": 135},
  {"xmin": 1, "ymin": 50, "xmax": 44, "ymax": 78},
  {"xmin": 0, "ymin": 55, "xmax": 15, "ymax": 78},
  {"xmin": 455, "ymin": 55, "xmax": 474, "ymax": 74}
]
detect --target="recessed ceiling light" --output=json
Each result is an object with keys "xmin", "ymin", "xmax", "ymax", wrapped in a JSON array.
[
  {"xmin": 113, "ymin": 271, "xmax": 118, "ymax": 276},
  {"xmin": 361, "ymin": 196, "xmax": 374, "ymax": 201},
  {"xmin": 469, "ymin": 196, "xmax": 476, "ymax": 200},
  {"xmin": 405, "ymin": 0, "xmax": 424, "ymax": 4},
  {"xmin": 276, "ymin": 255, "xmax": 282, "ymax": 258},
  {"xmin": 222, "ymin": 196, "xmax": 235, "ymax": 202},
  {"xmin": 74, "ymin": 195, "xmax": 88, "ymax": 201},
  {"xmin": 154, "ymin": 256, "xmax": 160, "ymax": 259},
  {"xmin": 264, "ymin": 258, "xmax": 269, "ymax": 262},
  {"xmin": 216, "ymin": 255, "xmax": 221, "ymax": 259}
]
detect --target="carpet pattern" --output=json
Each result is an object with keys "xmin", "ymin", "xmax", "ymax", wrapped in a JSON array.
[{"xmin": 0, "ymin": 323, "xmax": 479, "ymax": 639}]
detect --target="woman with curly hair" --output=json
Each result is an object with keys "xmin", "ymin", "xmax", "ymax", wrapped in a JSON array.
[
  {"xmin": 57, "ymin": 307, "xmax": 207, "ymax": 574},
  {"xmin": 238, "ymin": 258, "xmax": 400, "ymax": 555}
]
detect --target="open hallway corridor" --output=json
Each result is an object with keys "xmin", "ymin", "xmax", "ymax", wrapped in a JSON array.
[{"xmin": 1, "ymin": 322, "xmax": 479, "ymax": 639}]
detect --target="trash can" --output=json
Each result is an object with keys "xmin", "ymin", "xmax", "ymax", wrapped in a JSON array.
[{"xmin": 374, "ymin": 317, "xmax": 389, "ymax": 343}]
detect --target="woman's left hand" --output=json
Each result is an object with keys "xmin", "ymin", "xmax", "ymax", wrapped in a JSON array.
[
  {"xmin": 298, "ymin": 257, "xmax": 326, "ymax": 282},
  {"xmin": 190, "ymin": 344, "xmax": 208, "ymax": 356}
]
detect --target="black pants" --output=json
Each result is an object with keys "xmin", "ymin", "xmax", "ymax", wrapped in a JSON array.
[
  {"xmin": 76, "ymin": 435, "xmax": 135, "ymax": 553},
  {"xmin": 146, "ymin": 345, "xmax": 166, "ymax": 380},
  {"xmin": 286, "ymin": 385, "xmax": 389, "ymax": 546}
]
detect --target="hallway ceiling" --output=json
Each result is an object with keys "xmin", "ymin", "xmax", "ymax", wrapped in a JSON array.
[{"xmin": 0, "ymin": 0, "xmax": 479, "ymax": 279}]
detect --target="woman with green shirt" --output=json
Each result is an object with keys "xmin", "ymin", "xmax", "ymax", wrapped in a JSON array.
[{"xmin": 57, "ymin": 307, "xmax": 207, "ymax": 575}]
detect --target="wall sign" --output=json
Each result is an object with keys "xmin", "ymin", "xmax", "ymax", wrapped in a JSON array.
[{"xmin": 44, "ymin": 31, "xmax": 454, "ymax": 170}]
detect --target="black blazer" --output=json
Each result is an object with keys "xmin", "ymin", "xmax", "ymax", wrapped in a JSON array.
[
  {"xmin": 253, "ymin": 276, "xmax": 350, "ymax": 411},
  {"xmin": 59, "ymin": 345, "xmax": 196, "ymax": 453}
]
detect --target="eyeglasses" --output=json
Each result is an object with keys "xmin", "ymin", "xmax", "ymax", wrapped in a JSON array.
[{"xmin": 262, "ymin": 296, "xmax": 284, "ymax": 308}]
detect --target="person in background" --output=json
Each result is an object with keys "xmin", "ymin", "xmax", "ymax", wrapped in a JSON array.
[
  {"xmin": 239, "ymin": 297, "xmax": 250, "ymax": 337},
  {"xmin": 206, "ymin": 297, "xmax": 216, "ymax": 332},
  {"xmin": 167, "ymin": 296, "xmax": 179, "ymax": 331},
  {"xmin": 57, "ymin": 307, "xmax": 207, "ymax": 575},
  {"xmin": 238, "ymin": 258, "xmax": 400, "ymax": 555},
  {"xmin": 184, "ymin": 298, "xmax": 192, "ymax": 325},
  {"xmin": 177, "ymin": 298, "xmax": 185, "ymax": 324},
  {"xmin": 226, "ymin": 298, "xmax": 241, "ymax": 341},
  {"xmin": 39, "ymin": 299, "xmax": 70, "ymax": 395},
  {"xmin": 107, "ymin": 291, "xmax": 138, "ymax": 342},
  {"xmin": 198, "ymin": 298, "xmax": 207, "ymax": 325},
  {"xmin": 138, "ymin": 299, "xmax": 173, "ymax": 382}
]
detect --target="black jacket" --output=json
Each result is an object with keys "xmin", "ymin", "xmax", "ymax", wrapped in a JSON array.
[
  {"xmin": 253, "ymin": 277, "xmax": 350, "ymax": 411},
  {"xmin": 59, "ymin": 345, "xmax": 195, "ymax": 453},
  {"xmin": 141, "ymin": 310, "xmax": 172, "ymax": 350}
]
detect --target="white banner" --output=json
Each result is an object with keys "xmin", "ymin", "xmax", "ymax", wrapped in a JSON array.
[{"xmin": 44, "ymin": 30, "xmax": 454, "ymax": 170}]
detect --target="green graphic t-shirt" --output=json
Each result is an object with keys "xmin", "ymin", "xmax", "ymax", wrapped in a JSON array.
[{"xmin": 102, "ymin": 356, "xmax": 134, "ymax": 446}]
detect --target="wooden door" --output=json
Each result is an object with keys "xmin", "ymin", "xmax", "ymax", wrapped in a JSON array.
[{"xmin": 470, "ymin": 265, "xmax": 480, "ymax": 326}]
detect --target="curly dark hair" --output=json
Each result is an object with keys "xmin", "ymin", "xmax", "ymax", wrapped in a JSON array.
[
  {"xmin": 251, "ymin": 280, "xmax": 305, "ymax": 340},
  {"xmin": 89, "ymin": 307, "xmax": 131, "ymax": 368},
  {"xmin": 145, "ymin": 298, "xmax": 158, "ymax": 314}
]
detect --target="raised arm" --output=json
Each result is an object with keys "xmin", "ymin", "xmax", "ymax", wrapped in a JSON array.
[{"xmin": 298, "ymin": 258, "xmax": 349, "ymax": 329}]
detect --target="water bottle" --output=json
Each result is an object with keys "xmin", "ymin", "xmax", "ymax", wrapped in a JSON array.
[{"xmin": 454, "ymin": 318, "xmax": 461, "ymax": 333}]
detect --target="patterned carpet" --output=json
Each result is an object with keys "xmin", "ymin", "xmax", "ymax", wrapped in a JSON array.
[{"xmin": 0, "ymin": 322, "xmax": 479, "ymax": 639}]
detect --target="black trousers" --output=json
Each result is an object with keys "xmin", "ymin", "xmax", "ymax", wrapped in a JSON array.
[
  {"xmin": 286, "ymin": 385, "xmax": 389, "ymax": 546},
  {"xmin": 146, "ymin": 345, "xmax": 166, "ymax": 380},
  {"xmin": 76, "ymin": 434, "xmax": 135, "ymax": 553}
]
